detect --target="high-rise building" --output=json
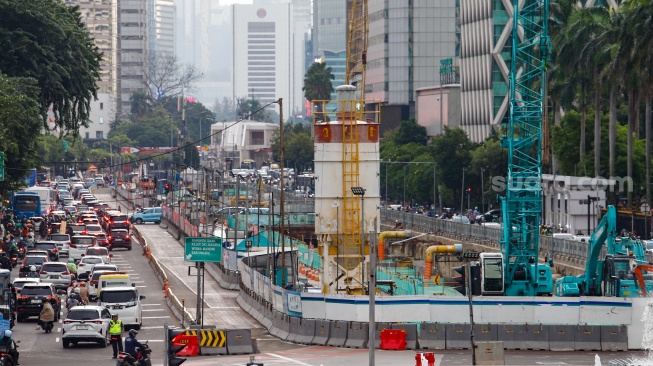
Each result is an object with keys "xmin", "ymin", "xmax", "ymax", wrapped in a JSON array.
[
  {"xmin": 312, "ymin": 0, "xmax": 347, "ymax": 100},
  {"xmin": 366, "ymin": 0, "xmax": 458, "ymax": 128},
  {"xmin": 63, "ymin": 0, "xmax": 118, "ymax": 140},
  {"xmin": 149, "ymin": 0, "xmax": 175, "ymax": 57},
  {"xmin": 117, "ymin": 0, "xmax": 148, "ymax": 115},
  {"xmin": 232, "ymin": 3, "xmax": 305, "ymax": 117}
]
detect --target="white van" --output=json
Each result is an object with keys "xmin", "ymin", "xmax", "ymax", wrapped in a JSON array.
[
  {"xmin": 98, "ymin": 286, "xmax": 144, "ymax": 329},
  {"xmin": 96, "ymin": 272, "xmax": 133, "ymax": 298}
]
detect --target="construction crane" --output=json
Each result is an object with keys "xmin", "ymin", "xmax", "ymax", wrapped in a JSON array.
[
  {"xmin": 346, "ymin": 0, "xmax": 368, "ymax": 99},
  {"xmin": 498, "ymin": 0, "xmax": 553, "ymax": 296}
]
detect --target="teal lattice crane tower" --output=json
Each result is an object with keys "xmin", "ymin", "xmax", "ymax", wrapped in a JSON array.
[{"xmin": 499, "ymin": 0, "xmax": 553, "ymax": 296}]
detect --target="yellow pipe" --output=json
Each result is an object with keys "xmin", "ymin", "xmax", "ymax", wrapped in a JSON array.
[
  {"xmin": 424, "ymin": 244, "xmax": 463, "ymax": 281},
  {"xmin": 378, "ymin": 230, "xmax": 411, "ymax": 260}
]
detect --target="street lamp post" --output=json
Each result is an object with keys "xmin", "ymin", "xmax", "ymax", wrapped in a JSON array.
[
  {"xmin": 461, "ymin": 166, "xmax": 469, "ymax": 215},
  {"xmin": 481, "ymin": 166, "xmax": 488, "ymax": 213},
  {"xmin": 351, "ymin": 186, "xmax": 370, "ymax": 365}
]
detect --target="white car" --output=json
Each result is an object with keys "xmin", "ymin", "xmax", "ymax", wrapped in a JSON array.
[
  {"xmin": 69, "ymin": 235, "xmax": 96, "ymax": 261},
  {"xmin": 77, "ymin": 255, "xmax": 108, "ymax": 274},
  {"xmin": 62, "ymin": 305, "xmax": 112, "ymax": 348},
  {"xmin": 48, "ymin": 233, "xmax": 71, "ymax": 257},
  {"xmin": 12, "ymin": 278, "xmax": 40, "ymax": 294},
  {"xmin": 39, "ymin": 262, "xmax": 73, "ymax": 289}
]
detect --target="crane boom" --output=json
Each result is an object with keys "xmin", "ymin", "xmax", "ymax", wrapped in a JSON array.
[
  {"xmin": 500, "ymin": 0, "xmax": 552, "ymax": 296},
  {"xmin": 346, "ymin": 0, "xmax": 368, "ymax": 98}
]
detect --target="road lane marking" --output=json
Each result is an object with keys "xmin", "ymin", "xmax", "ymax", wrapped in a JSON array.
[
  {"xmin": 135, "ymin": 286, "xmax": 147, "ymax": 288},
  {"xmin": 56, "ymin": 337, "xmax": 60, "ymax": 342},
  {"xmin": 140, "ymin": 326, "xmax": 165, "ymax": 330},
  {"xmin": 143, "ymin": 316, "xmax": 170, "ymax": 319},
  {"xmin": 141, "ymin": 304, "xmax": 162, "ymax": 307},
  {"xmin": 142, "ymin": 309, "xmax": 166, "ymax": 312},
  {"xmin": 267, "ymin": 353, "xmax": 314, "ymax": 366}
]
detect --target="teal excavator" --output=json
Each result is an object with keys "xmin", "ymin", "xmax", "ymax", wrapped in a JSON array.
[{"xmin": 555, "ymin": 206, "xmax": 653, "ymax": 297}]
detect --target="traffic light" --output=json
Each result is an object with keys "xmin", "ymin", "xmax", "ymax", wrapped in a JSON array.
[
  {"xmin": 452, "ymin": 265, "xmax": 466, "ymax": 296},
  {"xmin": 167, "ymin": 328, "xmax": 186, "ymax": 366}
]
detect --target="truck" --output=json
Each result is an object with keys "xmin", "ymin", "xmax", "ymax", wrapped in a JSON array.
[{"xmin": 555, "ymin": 205, "xmax": 653, "ymax": 297}]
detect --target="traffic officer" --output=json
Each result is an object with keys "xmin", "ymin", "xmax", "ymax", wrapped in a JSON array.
[{"xmin": 109, "ymin": 313, "xmax": 124, "ymax": 358}]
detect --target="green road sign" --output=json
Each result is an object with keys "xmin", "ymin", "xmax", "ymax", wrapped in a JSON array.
[
  {"xmin": 0, "ymin": 166, "xmax": 4, "ymax": 181},
  {"xmin": 184, "ymin": 237, "xmax": 222, "ymax": 262}
]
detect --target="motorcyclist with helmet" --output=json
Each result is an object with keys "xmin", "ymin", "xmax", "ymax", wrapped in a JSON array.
[
  {"xmin": 0, "ymin": 329, "xmax": 19, "ymax": 365},
  {"xmin": 67, "ymin": 259, "xmax": 77, "ymax": 278},
  {"xmin": 26, "ymin": 265, "xmax": 39, "ymax": 278},
  {"xmin": 0, "ymin": 253, "xmax": 11, "ymax": 271},
  {"xmin": 124, "ymin": 329, "xmax": 146, "ymax": 365}
]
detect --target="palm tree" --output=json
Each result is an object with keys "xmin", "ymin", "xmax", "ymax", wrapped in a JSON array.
[
  {"xmin": 303, "ymin": 62, "xmax": 335, "ymax": 114},
  {"xmin": 625, "ymin": 0, "xmax": 653, "ymax": 206},
  {"xmin": 555, "ymin": 5, "xmax": 611, "ymax": 176}
]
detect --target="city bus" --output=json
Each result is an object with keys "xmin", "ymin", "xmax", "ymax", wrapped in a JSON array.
[
  {"xmin": 24, "ymin": 186, "xmax": 56, "ymax": 214},
  {"xmin": 11, "ymin": 192, "xmax": 41, "ymax": 219},
  {"xmin": 241, "ymin": 159, "xmax": 256, "ymax": 170}
]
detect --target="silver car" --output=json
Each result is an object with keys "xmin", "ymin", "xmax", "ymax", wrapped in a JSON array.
[{"xmin": 48, "ymin": 233, "xmax": 71, "ymax": 257}]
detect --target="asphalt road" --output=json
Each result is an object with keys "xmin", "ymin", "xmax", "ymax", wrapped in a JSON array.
[{"xmin": 13, "ymin": 226, "xmax": 180, "ymax": 366}]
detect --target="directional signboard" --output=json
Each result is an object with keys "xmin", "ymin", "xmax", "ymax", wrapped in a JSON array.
[{"xmin": 184, "ymin": 237, "xmax": 222, "ymax": 263}]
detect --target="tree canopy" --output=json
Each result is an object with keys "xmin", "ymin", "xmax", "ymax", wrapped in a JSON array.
[
  {"xmin": 303, "ymin": 62, "xmax": 335, "ymax": 101},
  {"xmin": 0, "ymin": 0, "xmax": 102, "ymax": 136}
]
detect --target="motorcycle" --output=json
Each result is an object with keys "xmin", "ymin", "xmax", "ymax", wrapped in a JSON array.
[
  {"xmin": 38, "ymin": 319, "xmax": 54, "ymax": 333},
  {"xmin": 0, "ymin": 345, "xmax": 9, "ymax": 366},
  {"xmin": 16, "ymin": 247, "xmax": 25, "ymax": 260},
  {"xmin": 116, "ymin": 341, "xmax": 151, "ymax": 366}
]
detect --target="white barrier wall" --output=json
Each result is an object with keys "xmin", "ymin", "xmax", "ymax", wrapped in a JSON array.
[{"xmin": 237, "ymin": 255, "xmax": 651, "ymax": 349}]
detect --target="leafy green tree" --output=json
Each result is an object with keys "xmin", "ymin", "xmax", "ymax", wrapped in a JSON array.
[
  {"xmin": 0, "ymin": 74, "xmax": 41, "ymax": 190},
  {"xmin": 303, "ymin": 62, "xmax": 335, "ymax": 102},
  {"xmin": 430, "ymin": 127, "xmax": 474, "ymax": 207},
  {"xmin": 393, "ymin": 119, "xmax": 427, "ymax": 146},
  {"xmin": 269, "ymin": 123, "xmax": 312, "ymax": 170},
  {"xmin": 0, "ymin": 0, "xmax": 102, "ymax": 136}
]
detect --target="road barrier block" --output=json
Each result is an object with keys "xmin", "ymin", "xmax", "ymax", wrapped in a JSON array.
[
  {"xmin": 174, "ymin": 331, "xmax": 200, "ymax": 357},
  {"xmin": 497, "ymin": 324, "xmax": 525, "ymax": 350},
  {"xmin": 380, "ymin": 329, "xmax": 407, "ymax": 350},
  {"xmin": 226, "ymin": 329, "xmax": 254, "ymax": 355},
  {"xmin": 344, "ymin": 321, "xmax": 369, "ymax": 349},
  {"xmin": 295, "ymin": 318, "xmax": 316, "ymax": 344},
  {"xmin": 287, "ymin": 316, "xmax": 301, "ymax": 343},
  {"xmin": 392, "ymin": 323, "xmax": 419, "ymax": 350},
  {"xmin": 372, "ymin": 322, "xmax": 393, "ymax": 349},
  {"xmin": 474, "ymin": 323, "xmax": 498, "ymax": 343},
  {"xmin": 549, "ymin": 325, "xmax": 575, "ymax": 351},
  {"xmin": 312, "ymin": 320, "xmax": 331, "ymax": 345},
  {"xmin": 445, "ymin": 323, "xmax": 471, "ymax": 349},
  {"xmin": 601, "ymin": 325, "xmax": 627, "ymax": 351},
  {"xmin": 419, "ymin": 322, "xmax": 445, "ymax": 350},
  {"xmin": 474, "ymin": 341, "xmax": 505, "ymax": 365},
  {"xmin": 198, "ymin": 329, "xmax": 227, "ymax": 355},
  {"xmin": 575, "ymin": 324, "xmax": 601, "ymax": 351},
  {"xmin": 327, "ymin": 320, "xmax": 348, "ymax": 347}
]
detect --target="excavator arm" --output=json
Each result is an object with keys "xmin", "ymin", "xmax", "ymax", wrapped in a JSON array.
[
  {"xmin": 583, "ymin": 206, "xmax": 617, "ymax": 295},
  {"xmin": 632, "ymin": 264, "xmax": 653, "ymax": 297}
]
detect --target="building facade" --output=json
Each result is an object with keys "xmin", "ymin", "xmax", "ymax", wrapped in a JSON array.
[
  {"xmin": 312, "ymin": 0, "xmax": 347, "ymax": 100},
  {"xmin": 210, "ymin": 121, "xmax": 279, "ymax": 169},
  {"xmin": 232, "ymin": 4, "xmax": 296, "ymax": 117},
  {"xmin": 366, "ymin": 0, "xmax": 458, "ymax": 124},
  {"xmin": 63, "ymin": 0, "xmax": 118, "ymax": 140},
  {"xmin": 118, "ymin": 0, "xmax": 148, "ymax": 116},
  {"xmin": 152, "ymin": 0, "xmax": 175, "ymax": 57}
]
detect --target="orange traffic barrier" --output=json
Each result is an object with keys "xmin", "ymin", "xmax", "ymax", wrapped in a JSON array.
[
  {"xmin": 380, "ymin": 329, "xmax": 407, "ymax": 350},
  {"xmin": 163, "ymin": 279, "xmax": 169, "ymax": 298}
]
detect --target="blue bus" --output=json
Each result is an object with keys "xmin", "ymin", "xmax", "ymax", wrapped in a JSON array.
[{"xmin": 11, "ymin": 192, "xmax": 41, "ymax": 220}]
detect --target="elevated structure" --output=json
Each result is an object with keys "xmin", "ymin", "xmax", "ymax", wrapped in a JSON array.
[{"xmin": 313, "ymin": 86, "xmax": 381, "ymax": 294}]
